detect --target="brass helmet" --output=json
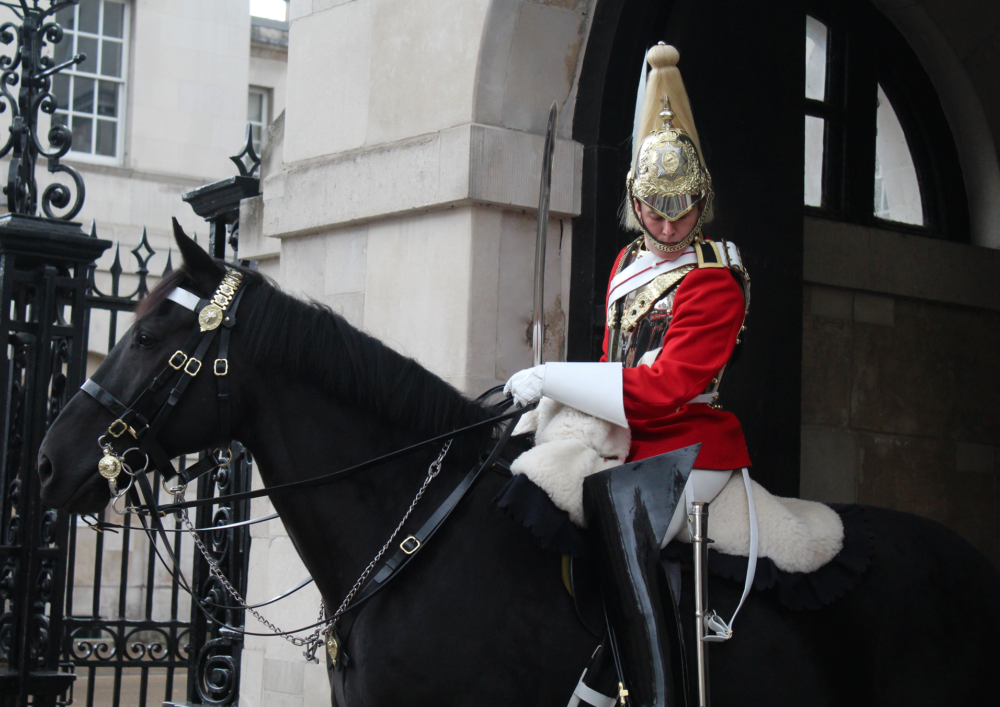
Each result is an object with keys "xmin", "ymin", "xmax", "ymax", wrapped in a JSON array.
[{"xmin": 624, "ymin": 44, "xmax": 713, "ymax": 253}]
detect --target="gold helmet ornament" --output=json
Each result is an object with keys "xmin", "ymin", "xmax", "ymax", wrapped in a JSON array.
[{"xmin": 623, "ymin": 43, "xmax": 713, "ymax": 253}]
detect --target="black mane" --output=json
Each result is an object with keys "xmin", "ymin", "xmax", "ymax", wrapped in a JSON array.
[{"xmin": 139, "ymin": 266, "xmax": 494, "ymax": 437}]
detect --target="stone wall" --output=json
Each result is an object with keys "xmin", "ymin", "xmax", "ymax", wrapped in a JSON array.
[
  {"xmin": 800, "ymin": 216, "xmax": 1000, "ymax": 566},
  {"xmin": 251, "ymin": 16, "xmax": 289, "ymax": 121}
]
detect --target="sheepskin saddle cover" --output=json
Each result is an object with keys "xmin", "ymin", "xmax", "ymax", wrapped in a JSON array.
[{"xmin": 511, "ymin": 398, "xmax": 844, "ymax": 574}]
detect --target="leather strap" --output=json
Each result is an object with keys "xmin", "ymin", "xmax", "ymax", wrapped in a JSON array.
[
  {"xmin": 81, "ymin": 378, "xmax": 129, "ymax": 418},
  {"xmin": 174, "ymin": 450, "xmax": 225, "ymax": 486},
  {"xmin": 161, "ymin": 406, "xmax": 531, "ymax": 513},
  {"xmin": 325, "ymin": 416, "xmax": 522, "ymax": 707},
  {"xmin": 138, "ymin": 327, "xmax": 220, "ymax": 456},
  {"xmin": 214, "ymin": 285, "xmax": 247, "ymax": 452},
  {"xmin": 358, "ymin": 418, "xmax": 516, "ymax": 608},
  {"xmin": 328, "ymin": 621, "xmax": 350, "ymax": 707},
  {"xmin": 569, "ymin": 674, "xmax": 617, "ymax": 707},
  {"xmin": 702, "ymin": 468, "xmax": 757, "ymax": 642}
]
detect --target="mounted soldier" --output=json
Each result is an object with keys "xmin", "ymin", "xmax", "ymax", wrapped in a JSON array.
[
  {"xmin": 33, "ymin": 40, "xmax": 1000, "ymax": 707},
  {"xmin": 505, "ymin": 43, "xmax": 753, "ymax": 706}
]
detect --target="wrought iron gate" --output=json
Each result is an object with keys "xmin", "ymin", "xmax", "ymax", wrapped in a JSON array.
[
  {"xmin": 0, "ymin": 4, "xmax": 263, "ymax": 705},
  {"xmin": 58, "ymin": 216, "xmax": 256, "ymax": 707},
  {"xmin": 2, "ymin": 201, "xmax": 258, "ymax": 707}
]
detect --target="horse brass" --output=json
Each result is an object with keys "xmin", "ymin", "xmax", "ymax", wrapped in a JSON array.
[
  {"xmin": 326, "ymin": 633, "xmax": 339, "ymax": 665},
  {"xmin": 98, "ymin": 448, "xmax": 122, "ymax": 480},
  {"xmin": 199, "ymin": 303, "xmax": 224, "ymax": 332}
]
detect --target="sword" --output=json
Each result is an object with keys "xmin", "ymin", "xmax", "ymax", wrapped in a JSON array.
[{"xmin": 532, "ymin": 101, "xmax": 558, "ymax": 367}]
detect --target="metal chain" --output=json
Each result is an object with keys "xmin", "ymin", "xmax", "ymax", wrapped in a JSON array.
[
  {"xmin": 179, "ymin": 439, "xmax": 453, "ymax": 661},
  {"xmin": 180, "ymin": 506, "xmax": 314, "ymax": 644}
]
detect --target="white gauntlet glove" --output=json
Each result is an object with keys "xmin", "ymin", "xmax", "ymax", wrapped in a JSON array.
[
  {"xmin": 503, "ymin": 365, "xmax": 546, "ymax": 408},
  {"xmin": 503, "ymin": 362, "xmax": 628, "ymax": 428}
]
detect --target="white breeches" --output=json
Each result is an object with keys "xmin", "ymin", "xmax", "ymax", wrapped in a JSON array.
[{"xmin": 660, "ymin": 468, "xmax": 733, "ymax": 548}]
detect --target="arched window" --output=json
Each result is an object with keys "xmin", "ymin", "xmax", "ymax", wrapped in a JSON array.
[
  {"xmin": 873, "ymin": 85, "xmax": 923, "ymax": 225},
  {"xmin": 803, "ymin": 1, "xmax": 969, "ymax": 241}
]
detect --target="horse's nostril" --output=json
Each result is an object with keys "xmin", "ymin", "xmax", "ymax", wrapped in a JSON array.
[{"xmin": 38, "ymin": 455, "xmax": 53, "ymax": 484}]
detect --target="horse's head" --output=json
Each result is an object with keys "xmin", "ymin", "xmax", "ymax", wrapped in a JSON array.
[{"xmin": 38, "ymin": 219, "xmax": 251, "ymax": 513}]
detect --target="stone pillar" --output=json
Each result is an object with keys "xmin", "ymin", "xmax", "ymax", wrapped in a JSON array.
[{"xmin": 239, "ymin": 1, "xmax": 595, "ymax": 703}]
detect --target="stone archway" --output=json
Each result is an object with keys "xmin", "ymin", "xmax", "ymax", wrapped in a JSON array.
[{"xmin": 871, "ymin": 0, "xmax": 1000, "ymax": 249}]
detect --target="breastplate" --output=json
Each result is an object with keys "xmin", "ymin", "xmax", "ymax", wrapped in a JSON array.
[{"xmin": 607, "ymin": 242, "xmax": 696, "ymax": 368}]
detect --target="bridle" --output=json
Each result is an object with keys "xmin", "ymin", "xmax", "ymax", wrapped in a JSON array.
[
  {"xmin": 76, "ymin": 266, "xmax": 529, "ymax": 669},
  {"xmin": 83, "ymin": 266, "xmax": 248, "ymax": 503}
]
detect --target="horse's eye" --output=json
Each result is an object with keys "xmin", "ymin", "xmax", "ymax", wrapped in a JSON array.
[{"xmin": 136, "ymin": 332, "xmax": 157, "ymax": 348}]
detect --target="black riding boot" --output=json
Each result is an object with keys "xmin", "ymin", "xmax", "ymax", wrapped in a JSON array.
[{"xmin": 582, "ymin": 448, "xmax": 695, "ymax": 707}]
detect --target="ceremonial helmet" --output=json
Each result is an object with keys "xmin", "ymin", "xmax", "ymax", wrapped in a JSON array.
[{"xmin": 623, "ymin": 44, "xmax": 713, "ymax": 253}]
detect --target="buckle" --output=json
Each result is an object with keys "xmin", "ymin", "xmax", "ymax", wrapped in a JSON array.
[
  {"xmin": 214, "ymin": 359, "xmax": 228, "ymax": 376},
  {"xmin": 400, "ymin": 536, "xmax": 421, "ymax": 555},
  {"xmin": 184, "ymin": 358, "xmax": 202, "ymax": 376},
  {"xmin": 107, "ymin": 419, "xmax": 128, "ymax": 438},
  {"xmin": 168, "ymin": 350, "xmax": 188, "ymax": 370}
]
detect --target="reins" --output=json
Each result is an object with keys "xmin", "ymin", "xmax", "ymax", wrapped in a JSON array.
[
  {"xmin": 123, "ymin": 401, "xmax": 525, "ymax": 660},
  {"xmin": 160, "ymin": 405, "xmax": 526, "ymax": 513},
  {"xmin": 78, "ymin": 268, "xmax": 533, "ymax": 663},
  {"xmin": 82, "ymin": 404, "xmax": 526, "ymax": 531}
]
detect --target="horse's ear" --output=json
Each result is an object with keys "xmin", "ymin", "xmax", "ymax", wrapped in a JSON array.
[{"xmin": 172, "ymin": 217, "xmax": 224, "ymax": 287}]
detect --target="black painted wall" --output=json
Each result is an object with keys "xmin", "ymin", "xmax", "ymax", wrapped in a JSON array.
[{"xmin": 571, "ymin": 0, "xmax": 804, "ymax": 496}]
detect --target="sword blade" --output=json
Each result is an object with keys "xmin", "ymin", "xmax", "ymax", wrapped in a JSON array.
[{"xmin": 532, "ymin": 101, "xmax": 558, "ymax": 367}]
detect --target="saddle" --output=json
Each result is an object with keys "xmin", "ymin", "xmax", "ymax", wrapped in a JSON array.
[
  {"xmin": 506, "ymin": 399, "xmax": 852, "ymax": 574},
  {"xmin": 496, "ymin": 472, "xmax": 874, "ymax": 624},
  {"xmin": 494, "ymin": 406, "xmax": 874, "ymax": 622}
]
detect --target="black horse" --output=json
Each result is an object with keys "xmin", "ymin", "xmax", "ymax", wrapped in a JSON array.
[{"xmin": 38, "ymin": 225, "xmax": 1000, "ymax": 706}]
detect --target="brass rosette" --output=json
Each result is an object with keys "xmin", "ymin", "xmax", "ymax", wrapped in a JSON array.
[
  {"xmin": 98, "ymin": 448, "xmax": 122, "ymax": 480},
  {"xmin": 198, "ymin": 269, "xmax": 244, "ymax": 332}
]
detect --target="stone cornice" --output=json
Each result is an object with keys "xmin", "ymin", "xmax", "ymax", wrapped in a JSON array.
[
  {"xmin": 261, "ymin": 123, "xmax": 582, "ymax": 239},
  {"xmin": 804, "ymin": 215, "xmax": 1000, "ymax": 312}
]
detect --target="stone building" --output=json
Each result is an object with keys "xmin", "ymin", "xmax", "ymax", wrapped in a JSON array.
[
  {"xmin": 1, "ymin": 0, "xmax": 996, "ymax": 705},
  {"xmin": 237, "ymin": 0, "xmax": 1000, "ymax": 704},
  {"xmin": 0, "ymin": 0, "xmax": 288, "ymax": 364},
  {"xmin": 0, "ymin": 2, "xmax": 289, "ymax": 701}
]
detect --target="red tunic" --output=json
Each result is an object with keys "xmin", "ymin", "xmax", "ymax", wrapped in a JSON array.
[{"xmin": 600, "ymin": 245, "xmax": 751, "ymax": 470}]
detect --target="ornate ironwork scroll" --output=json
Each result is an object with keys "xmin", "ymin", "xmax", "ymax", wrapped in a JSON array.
[
  {"xmin": 0, "ymin": 218, "xmax": 109, "ymax": 707},
  {"xmin": 0, "ymin": 0, "xmax": 87, "ymax": 220},
  {"xmin": 0, "ymin": 6, "xmax": 101, "ymax": 704}
]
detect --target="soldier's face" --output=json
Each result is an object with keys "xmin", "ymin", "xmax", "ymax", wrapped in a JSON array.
[{"xmin": 637, "ymin": 200, "xmax": 701, "ymax": 261}]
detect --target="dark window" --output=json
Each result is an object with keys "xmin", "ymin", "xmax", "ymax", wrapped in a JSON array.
[{"xmin": 804, "ymin": 0, "xmax": 969, "ymax": 240}]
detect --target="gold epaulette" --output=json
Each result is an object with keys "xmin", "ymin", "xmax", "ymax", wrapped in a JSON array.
[
  {"xmin": 694, "ymin": 240, "xmax": 728, "ymax": 269},
  {"xmin": 695, "ymin": 238, "xmax": 751, "ymax": 331}
]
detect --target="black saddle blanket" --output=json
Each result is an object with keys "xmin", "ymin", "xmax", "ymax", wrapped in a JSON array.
[{"xmin": 495, "ymin": 473, "xmax": 873, "ymax": 612}]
